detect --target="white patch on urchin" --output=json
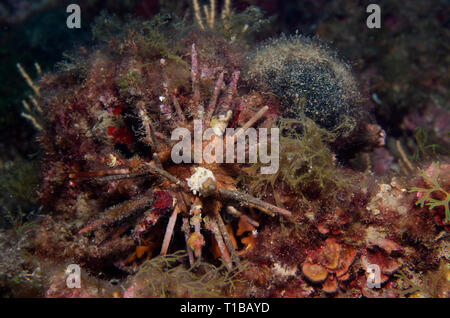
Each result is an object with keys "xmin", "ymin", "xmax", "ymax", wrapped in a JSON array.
[
  {"xmin": 210, "ymin": 110, "xmax": 233, "ymax": 136},
  {"xmin": 186, "ymin": 167, "xmax": 216, "ymax": 196}
]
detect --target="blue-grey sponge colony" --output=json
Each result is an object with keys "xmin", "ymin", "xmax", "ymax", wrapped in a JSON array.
[{"xmin": 247, "ymin": 34, "xmax": 362, "ymax": 133}]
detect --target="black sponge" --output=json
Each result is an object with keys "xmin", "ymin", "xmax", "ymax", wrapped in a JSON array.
[{"xmin": 247, "ymin": 34, "xmax": 362, "ymax": 133}]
